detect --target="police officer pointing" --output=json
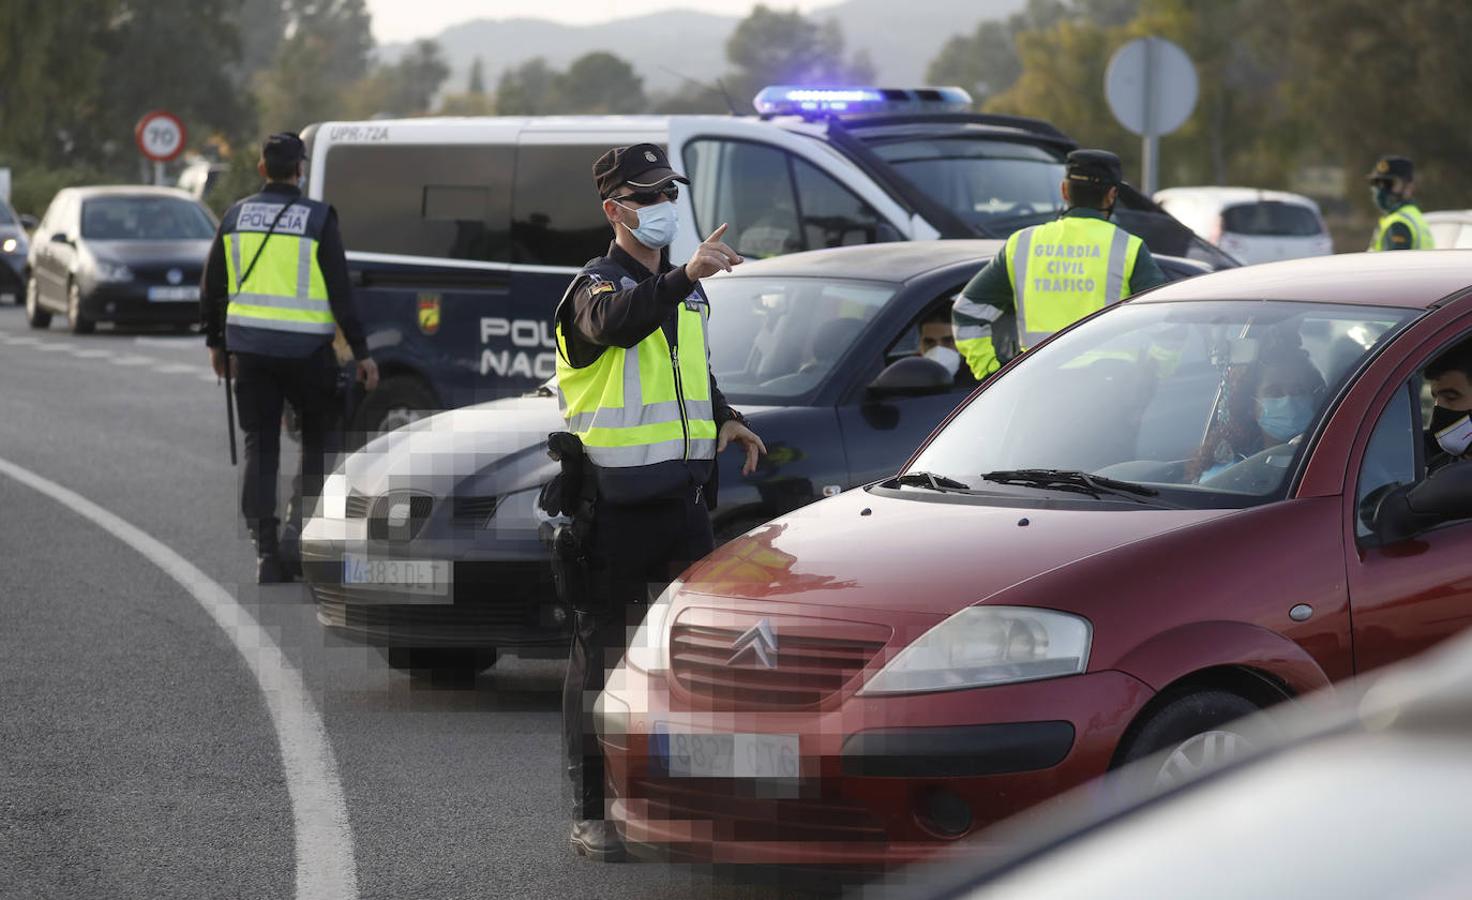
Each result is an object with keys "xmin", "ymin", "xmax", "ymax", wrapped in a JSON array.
[
  {"xmin": 555, "ymin": 143, "xmax": 765, "ymax": 860},
  {"xmin": 953, "ymin": 149, "xmax": 1167, "ymax": 379},
  {"xmin": 1367, "ymin": 155, "xmax": 1434, "ymax": 251},
  {"xmin": 201, "ymin": 132, "xmax": 378, "ymax": 583}
]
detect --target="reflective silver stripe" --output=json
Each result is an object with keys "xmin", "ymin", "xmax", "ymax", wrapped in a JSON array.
[
  {"xmin": 567, "ymin": 399, "xmax": 715, "ymax": 433},
  {"xmin": 228, "ymin": 234, "xmax": 243, "ymax": 293},
  {"xmin": 225, "ymin": 309, "xmax": 336, "ymax": 334},
  {"xmin": 1104, "ymin": 229, "xmax": 1130, "ymax": 302},
  {"xmin": 623, "ymin": 341, "xmax": 642, "ymax": 411},
  {"xmin": 586, "ymin": 436, "xmax": 716, "ymax": 468},
  {"xmin": 226, "ymin": 291, "xmax": 332, "ymax": 313},
  {"xmin": 952, "ymin": 296, "xmax": 1003, "ymax": 323},
  {"xmin": 297, "ymin": 236, "xmax": 313, "ymax": 298},
  {"xmin": 954, "ymin": 323, "xmax": 992, "ymax": 341}
]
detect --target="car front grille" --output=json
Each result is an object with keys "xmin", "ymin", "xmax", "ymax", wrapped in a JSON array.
[
  {"xmin": 345, "ymin": 492, "xmax": 371, "ymax": 519},
  {"xmin": 451, "ymin": 495, "xmax": 499, "ymax": 528},
  {"xmin": 628, "ymin": 778, "xmax": 887, "ymax": 844},
  {"xmin": 669, "ymin": 617, "xmax": 887, "ymax": 710},
  {"xmin": 367, "ymin": 491, "xmax": 433, "ymax": 541}
]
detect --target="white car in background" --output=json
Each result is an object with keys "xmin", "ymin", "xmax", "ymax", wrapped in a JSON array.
[
  {"xmin": 1154, "ymin": 186, "xmax": 1332, "ymax": 265},
  {"xmin": 1425, "ymin": 210, "xmax": 1472, "ymax": 249}
]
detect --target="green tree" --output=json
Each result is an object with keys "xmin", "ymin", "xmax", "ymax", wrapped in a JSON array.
[
  {"xmin": 256, "ymin": 0, "xmax": 374, "ymax": 130},
  {"xmin": 0, "ymin": 0, "xmax": 114, "ymax": 169},
  {"xmin": 722, "ymin": 5, "xmax": 875, "ymax": 109},
  {"xmin": 467, "ymin": 56, "xmax": 486, "ymax": 95},
  {"xmin": 495, "ymin": 58, "xmax": 561, "ymax": 115},
  {"xmin": 557, "ymin": 52, "xmax": 646, "ymax": 114}
]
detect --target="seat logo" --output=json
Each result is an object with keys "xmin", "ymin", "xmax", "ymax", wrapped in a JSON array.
[
  {"xmin": 167, "ymin": 268, "xmax": 183, "ymax": 285},
  {"xmin": 386, "ymin": 500, "xmax": 411, "ymax": 528},
  {"xmin": 727, "ymin": 618, "xmax": 778, "ymax": 669}
]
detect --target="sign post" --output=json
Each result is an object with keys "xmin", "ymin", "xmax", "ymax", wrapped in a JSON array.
[
  {"xmin": 1104, "ymin": 37, "xmax": 1197, "ymax": 195},
  {"xmin": 134, "ymin": 110, "xmax": 186, "ymax": 185}
]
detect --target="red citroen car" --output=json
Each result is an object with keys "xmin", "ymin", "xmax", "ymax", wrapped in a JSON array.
[{"xmin": 596, "ymin": 251, "xmax": 1472, "ymax": 870}]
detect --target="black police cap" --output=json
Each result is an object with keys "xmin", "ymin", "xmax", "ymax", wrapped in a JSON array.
[
  {"xmin": 262, "ymin": 132, "xmax": 307, "ymax": 167},
  {"xmin": 593, "ymin": 143, "xmax": 689, "ymax": 200},
  {"xmin": 1368, "ymin": 155, "xmax": 1414, "ymax": 182},
  {"xmin": 1066, "ymin": 149, "xmax": 1124, "ymax": 186}
]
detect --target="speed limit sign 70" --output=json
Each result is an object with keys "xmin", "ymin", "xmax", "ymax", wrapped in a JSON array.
[{"xmin": 135, "ymin": 110, "xmax": 186, "ymax": 163}]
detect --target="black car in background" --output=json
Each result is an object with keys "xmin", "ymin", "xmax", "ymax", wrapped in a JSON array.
[
  {"xmin": 25, "ymin": 186, "xmax": 215, "ymax": 333},
  {"xmin": 300, "ymin": 239, "xmax": 1212, "ymax": 677},
  {"xmin": 0, "ymin": 196, "xmax": 36, "ymax": 304}
]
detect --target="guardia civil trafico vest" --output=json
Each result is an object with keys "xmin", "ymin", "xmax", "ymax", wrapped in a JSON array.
[
  {"xmin": 1368, "ymin": 202, "xmax": 1434, "ymax": 251},
  {"xmin": 1004, "ymin": 216, "xmax": 1143, "ymax": 350},
  {"xmin": 220, "ymin": 190, "xmax": 337, "ymax": 356},
  {"xmin": 554, "ymin": 260, "xmax": 716, "ymax": 504}
]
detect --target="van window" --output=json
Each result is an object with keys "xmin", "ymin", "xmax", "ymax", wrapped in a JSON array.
[
  {"xmin": 684, "ymin": 139, "xmax": 803, "ymax": 258},
  {"xmin": 322, "ymin": 144, "xmax": 513, "ymax": 262},
  {"xmin": 791, "ymin": 157, "xmax": 884, "ymax": 249},
  {"xmin": 512, "ymin": 145, "xmax": 612, "ymax": 267},
  {"xmin": 1221, "ymin": 202, "xmax": 1323, "ymax": 237}
]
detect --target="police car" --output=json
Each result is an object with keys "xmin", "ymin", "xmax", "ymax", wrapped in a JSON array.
[
  {"xmin": 301, "ymin": 86, "xmax": 1235, "ymax": 436},
  {"xmin": 299, "ymin": 239, "xmax": 1211, "ymax": 678}
]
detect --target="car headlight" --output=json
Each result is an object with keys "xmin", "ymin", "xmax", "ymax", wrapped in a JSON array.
[
  {"xmin": 317, "ymin": 472, "xmax": 349, "ymax": 519},
  {"xmin": 625, "ymin": 579, "xmax": 683, "ymax": 675},
  {"xmin": 94, "ymin": 260, "xmax": 134, "ymax": 282},
  {"xmin": 859, "ymin": 606, "xmax": 1091, "ymax": 696},
  {"xmin": 483, "ymin": 485, "xmax": 546, "ymax": 531},
  {"xmin": 2, "ymin": 238, "xmax": 16, "ymax": 253}
]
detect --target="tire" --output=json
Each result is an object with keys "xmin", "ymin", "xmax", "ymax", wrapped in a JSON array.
[
  {"xmin": 1116, "ymin": 690, "xmax": 1262, "ymax": 792},
  {"xmin": 384, "ymin": 648, "xmax": 497, "ymax": 683},
  {"xmin": 24, "ymin": 276, "xmax": 51, "ymax": 328},
  {"xmin": 66, "ymin": 281, "xmax": 94, "ymax": 335},
  {"xmin": 349, "ymin": 374, "xmax": 438, "ymax": 447}
]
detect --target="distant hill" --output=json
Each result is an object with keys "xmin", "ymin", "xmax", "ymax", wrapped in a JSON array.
[{"xmin": 381, "ymin": 0, "xmax": 1025, "ymax": 100}]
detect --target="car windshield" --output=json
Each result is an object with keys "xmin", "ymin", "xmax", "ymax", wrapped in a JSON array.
[
  {"xmin": 869, "ymin": 137, "xmax": 1065, "ymax": 233},
  {"xmin": 703, "ymin": 276, "xmax": 894, "ymax": 402},
  {"xmin": 907, "ymin": 300, "xmax": 1415, "ymax": 508},
  {"xmin": 1222, "ymin": 202, "xmax": 1324, "ymax": 237},
  {"xmin": 80, "ymin": 197, "xmax": 215, "ymax": 241}
]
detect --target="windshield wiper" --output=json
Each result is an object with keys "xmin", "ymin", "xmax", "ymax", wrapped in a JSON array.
[
  {"xmin": 981, "ymin": 469, "xmax": 1163, "ymax": 501},
  {"xmin": 890, "ymin": 471, "xmax": 975, "ymax": 492}
]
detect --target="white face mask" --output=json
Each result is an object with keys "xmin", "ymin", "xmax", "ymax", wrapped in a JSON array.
[
  {"xmin": 1436, "ymin": 413, "xmax": 1472, "ymax": 456},
  {"xmin": 924, "ymin": 344, "xmax": 961, "ymax": 377},
  {"xmin": 616, "ymin": 199, "xmax": 678, "ymax": 249}
]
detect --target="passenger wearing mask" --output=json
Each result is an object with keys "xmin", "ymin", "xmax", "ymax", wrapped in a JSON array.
[
  {"xmin": 1191, "ymin": 347, "xmax": 1327, "ymax": 485},
  {"xmin": 1425, "ymin": 340, "xmax": 1472, "ymax": 469}
]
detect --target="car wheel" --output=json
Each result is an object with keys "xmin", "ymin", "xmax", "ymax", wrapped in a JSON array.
[
  {"xmin": 66, "ymin": 281, "xmax": 94, "ymax": 335},
  {"xmin": 24, "ymin": 276, "xmax": 51, "ymax": 328},
  {"xmin": 384, "ymin": 648, "xmax": 498, "ymax": 682},
  {"xmin": 1116, "ymin": 690, "xmax": 1262, "ymax": 791},
  {"xmin": 349, "ymin": 375, "xmax": 438, "ymax": 447}
]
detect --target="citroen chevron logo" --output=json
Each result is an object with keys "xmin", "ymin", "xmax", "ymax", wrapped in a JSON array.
[{"xmin": 727, "ymin": 619, "xmax": 778, "ymax": 669}]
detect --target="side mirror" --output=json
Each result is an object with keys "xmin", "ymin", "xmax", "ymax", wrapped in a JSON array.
[
  {"xmin": 1370, "ymin": 461, "xmax": 1472, "ymax": 544},
  {"xmin": 18, "ymin": 214, "xmax": 38, "ymax": 231},
  {"xmin": 49, "ymin": 232, "xmax": 72, "ymax": 245},
  {"xmin": 867, "ymin": 356, "xmax": 953, "ymax": 399}
]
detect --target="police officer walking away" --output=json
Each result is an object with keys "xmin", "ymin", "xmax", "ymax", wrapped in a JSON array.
[
  {"xmin": 555, "ymin": 144, "xmax": 766, "ymax": 860},
  {"xmin": 201, "ymin": 133, "xmax": 379, "ymax": 583},
  {"xmin": 1367, "ymin": 155, "xmax": 1434, "ymax": 251},
  {"xmin": 953, "ymin": 149, "xmax": 1167, "ymax": 379}
]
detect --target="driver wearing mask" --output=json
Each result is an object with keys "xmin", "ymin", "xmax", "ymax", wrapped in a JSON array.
[
  {"xmin": 1195, "ymin": 347, "xmax": 1326, "ymax": 484},
  {"xmin": 1426, "ymin": 340, "xmax": 1472, "ymax": 469},
  {"xmin": 917, "ymin": 307, "xmax": 963, "ymax": 380}
]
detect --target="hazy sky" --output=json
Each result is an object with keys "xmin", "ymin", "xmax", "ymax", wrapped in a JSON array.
[{"xmin": 367, "ymin": 0, "xmax": 831, "ymax": 42}]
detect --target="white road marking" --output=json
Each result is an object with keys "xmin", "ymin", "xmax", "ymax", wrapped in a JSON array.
[
  {"xmin": 70, "ymin": 349, "xmax": 114, "ymax": 359},
  {"xmin": 200, "ymin": 372, "xmax": 221, "ymax": 383},
  {"xmin": 134, "ymin": 336, "xmax": 196, "ymax": 347},
  {"xmin": 0, "ymin": 456, "xmax": 359, "ymax": 900},
  {"xmin": 6, "ymin": 335, "xmax": 41, "ymax": 345},
  {"xmin": 153, "ymin": 363, "xmax": 204, "ymax": 374},
  {"xmin": 109, "ymin": 354, "xmax": 157, "ymax": 366},
  {"xmin": 34, "ymin": 342, "xmax": 77, "ymax": 352}
]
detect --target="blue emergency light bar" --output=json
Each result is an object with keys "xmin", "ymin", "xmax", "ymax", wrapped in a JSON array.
[{"xmin": 753, "ymin": 85, "xmax": 974, "ymax": 117}]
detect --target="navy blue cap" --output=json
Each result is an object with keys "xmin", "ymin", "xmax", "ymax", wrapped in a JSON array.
[
  {"xmin": 1066, "ymin": 149, "xmax": 1124, "ymax": 186},
  {"xmin": 262, "ymin": 132, "xmax": 307, "ymax": 168},
  {"xmin": 1368, "ymin": 155, "xmax": 1414, "ymax": 182}
]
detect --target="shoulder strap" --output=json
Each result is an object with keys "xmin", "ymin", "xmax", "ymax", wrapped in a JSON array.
[{"xmin": 232, "ymin": 200, "xmax": 296, "ymax": 297}]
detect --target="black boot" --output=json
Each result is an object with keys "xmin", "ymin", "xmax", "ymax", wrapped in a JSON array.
[
  {"xmin": 569, "ymin": 819, "xmax": 625, "ymax": 862},
  {"xmin": 254, "ymin": 528, "xmax": 293, "ymax": 585}
]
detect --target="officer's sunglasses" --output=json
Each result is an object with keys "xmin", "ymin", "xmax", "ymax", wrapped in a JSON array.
[{"xmin": 610, "ymin": 185, "xmax": 679, "ymax": 206}]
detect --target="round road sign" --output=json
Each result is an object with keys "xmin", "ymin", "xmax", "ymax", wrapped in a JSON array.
[
  {"xmin": 135, "ymin": 110, "xmax": 186, "ymax": 163},
  {"xmin": 1105, "ymin": 37, "xmax": 1198, "ymax": 137}
]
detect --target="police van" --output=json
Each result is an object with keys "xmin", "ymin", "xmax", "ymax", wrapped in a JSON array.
[{"xmin": 302, "ymin": 86, "xmax": 1234, "ymax": 434}]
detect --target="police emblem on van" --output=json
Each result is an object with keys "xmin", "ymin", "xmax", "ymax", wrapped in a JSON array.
[{"xmin": 417, "ymin": 294, "xmax": 441, "ymax": 335}]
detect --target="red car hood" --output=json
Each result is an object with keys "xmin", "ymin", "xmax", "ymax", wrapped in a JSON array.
[{"xmin": 682, "ymin": 487, "xmax": 1234, "ymax": 618}]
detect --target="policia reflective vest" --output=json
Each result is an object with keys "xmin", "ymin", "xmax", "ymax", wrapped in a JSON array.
[
  {"xmin": 1368, "ymin": 202, "xmax": 1434, "ymax": 251},
  {"xmin": 554, "ymin": 259, "xmax": 716, "ymax": 504},
  {"xmin": 219, "ymin": 192, "xmax": 337, "ymax": 355},
  {"xmin": 1003, "ymin": 215, "xmax": 1143, "ymax": 350}
]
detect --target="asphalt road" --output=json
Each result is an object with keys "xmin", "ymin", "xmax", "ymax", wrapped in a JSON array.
[{"xmin": 0, "ymin": 308, "xmax": 818, "ymax": 899}]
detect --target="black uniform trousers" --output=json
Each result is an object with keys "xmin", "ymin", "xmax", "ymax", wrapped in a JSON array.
[
  {"xmin": 233, "ymin": 344, "xmax": 339, "ymax": 548},
  {"xmin": 563, "ymin": 487, "xmax": 715, "ymax": 820}
]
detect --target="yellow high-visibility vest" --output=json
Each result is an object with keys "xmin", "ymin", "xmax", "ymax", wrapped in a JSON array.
[
  {"xmin": 223, "ymin": 197, "xmax": 335, "ymax": 341},
  {"xmin": 1004, "ymin": 216, "xmax": 1142, "ymax": 350},
  {"xmin": 1368, "ymin": 203, "xmax": 1434, "ymax": 251}
]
